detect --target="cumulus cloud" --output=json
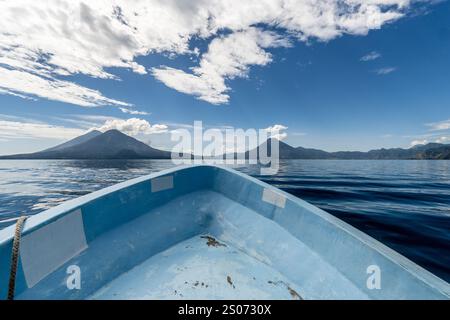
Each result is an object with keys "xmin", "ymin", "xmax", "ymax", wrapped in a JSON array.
[
  {"xmin": 0, "ymin": 0, "xmax": 423, "ymax": 105},
  {"xmin": 94, "ymin": 118, "xmax": 168, "ymax": 136},
  {"xmin": 152, "ymin": 28, "xmax": 290, "ymax": 104},
  {"xmin": 361, "ymin": 51, "xmax": 381, "ymax": 61},
  {"xmin": 265, "ymin": 124, "xmax": 288, "ymax": 133},
  {"xmin": 264, "ymin": 124, "xmax": 288, "ymax": 140}
]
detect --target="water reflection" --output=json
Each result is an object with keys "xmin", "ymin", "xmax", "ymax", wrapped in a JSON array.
[{"xmin": 0, "ymin": 159, "xmax": 449, "ymax": 282}]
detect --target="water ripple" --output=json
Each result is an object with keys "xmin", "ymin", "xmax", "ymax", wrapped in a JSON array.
[{"xmin": 0, "ymin": 159, "xmax": 449, "ymax": 283}]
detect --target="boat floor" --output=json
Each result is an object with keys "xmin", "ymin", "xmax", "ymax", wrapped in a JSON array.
[{"xmin": 90, "ymin": 235, "xmax": 303, "ymax": 300}]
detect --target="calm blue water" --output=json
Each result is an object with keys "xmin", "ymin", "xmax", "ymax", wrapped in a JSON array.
[{"xmin": 0, "ymin": 159, "xmax": 449, "ymax": 283}]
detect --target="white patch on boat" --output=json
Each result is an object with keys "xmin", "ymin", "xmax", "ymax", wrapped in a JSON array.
[
  {"xmin": 262, "ymin": 188, "xmax": 286, "ymax": 209},
  {"xmin": 151, "ymin": 175, "xmax": 174, "ymax": 192},
  {"xmin": 20, "ymin": 209, "xmax": 88, "ymax": 288}
]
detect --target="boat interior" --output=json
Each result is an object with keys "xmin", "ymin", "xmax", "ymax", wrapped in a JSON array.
[{"xmin": 0, "ymin": 165, "xmax": 448, "ymax": 300}]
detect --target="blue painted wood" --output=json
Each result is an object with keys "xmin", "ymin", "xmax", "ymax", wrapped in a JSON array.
[{"xmin": 0, "ymin": 165, "xmax": 448, "ymax": 299}]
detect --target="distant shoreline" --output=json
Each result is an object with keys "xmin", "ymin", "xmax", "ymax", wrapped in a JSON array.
[
  {"xmin": 1, "ymin": 129, "xmax": 449, "ymax": 160},
  {"xmin": 1, "ymin": 158, "xmax": 450, "ymax": 161}
]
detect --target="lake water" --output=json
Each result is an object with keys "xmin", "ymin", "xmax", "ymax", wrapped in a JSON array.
[{"xmin": 0, "ymin": 159, "xmax": 449, "ymax": 283}]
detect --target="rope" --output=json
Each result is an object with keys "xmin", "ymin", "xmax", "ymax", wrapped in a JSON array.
[{"xmin": 7, "ymin": 216, "xmax": 28, "ymax": 300}]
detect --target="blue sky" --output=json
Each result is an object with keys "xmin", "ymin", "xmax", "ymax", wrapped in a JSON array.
[{"xmin": 0, "ymin": 0, "xmax": 449, "ymax": 155}]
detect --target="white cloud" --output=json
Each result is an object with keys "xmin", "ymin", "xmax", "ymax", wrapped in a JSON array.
[
  {"xmin": 0, "ymin": 67, "xmax": 131, "ymax": 107},
  {"xmin": 152, "ymin": 28, "xmax": 290, "ymax": 104},
  {"xmin": 427, "ymin": 119, "xmax": 450, "ymax": 131},
  {"xmin": 0, "ymin": 88, "xmax": 37, "ymax": 101},
  {"xmin": 51, "ymin": 114, "xmax": 121, "ymax": 129},
  {"xmin": 264, "ymin": 124, "xmax": 288, "ymax": 140},
  {"xmin": 407, "ymin": 119, "xmax": 450, "ymax": 148},
  {"xmin": 361, "ymin": 51, "xmax": 381, "ymax": 61},
  {"xmin": 410, "ymin": 139, "xmax": 428, "ymax": 147},
  {"xmin": 73, "ymin": 115, "xmax": 120, "ymax": 123},
  {"xmin": 119, "ymin": 107, "xmax": 150, "ymax": 115},
  {"xmin": 265, "ymin": 124, "xmax": 288, "ymax": 133},
  {"xmin": 206, "ymin": 123, "xmax": 289, "ymax": 152},
  {"xmin": 0, "ymin": 113, "xmax": 169, "ymax": 148},
  {"xmin": 0, "ymin": 119, "xmax": 85, "ymax": 141},
  {"xmin": 375, "ymin": 67, "xmax": 397, "ymax": 75},
  {"xmin": 435, "ymin": 136, "xmax": 449, "ymax": 143},
  {"xmin": 0, "ymin": 0, "xmax": 421, "ymax": 106},
  {"xmin": 166, "ymin": 122, "xmax": 290, "ymax": 153},
  {"xmin": 94, "ymin": 118, "xmax": 168, "ymax": 136},
  {"xmin": 0, "ymin": 113, "xmax": 46, "ymax": 124}
]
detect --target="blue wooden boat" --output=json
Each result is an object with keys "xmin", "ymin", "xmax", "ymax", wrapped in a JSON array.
[{"xmin": 0, "ymin": 165, "xmax": 449, "ymax": 300}]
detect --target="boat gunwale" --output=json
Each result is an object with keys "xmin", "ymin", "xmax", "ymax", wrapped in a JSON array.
[{"xmin": 0, "ymin": 164, "xmax": 448, "ymax": 296}]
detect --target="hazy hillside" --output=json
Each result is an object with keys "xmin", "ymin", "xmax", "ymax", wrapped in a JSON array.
[
  {"xmin": 0, "ymin": 129, "xmax": 171, "ymax": 159},
  {"xmin": 243, "ymin": 139, "xmax": 450, "ymax": 160},
  {"xmin": 1, "ymin": 131, "xmax": 449, "ymax": 160}
]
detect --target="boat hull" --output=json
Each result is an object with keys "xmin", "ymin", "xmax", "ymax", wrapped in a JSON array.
[{"xmin": 0, "ymin": 165, "xmax": 448, "ymax": 299}]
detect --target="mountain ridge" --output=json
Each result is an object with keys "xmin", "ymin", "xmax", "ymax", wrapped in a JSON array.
[
  {"xmin": 43, "ymin": 130, "xmax": 102, "ymax": 152},
  {"xmin": 0, "ymin": 129, "xmax": 171, "ymax": 159},
  {"xmin": 1, "ymin": 131, "xmax": 449, "ymax": 160},
  {"xmin": 243, "ymin": 139, "xmax": 450, "ymax": 160}
]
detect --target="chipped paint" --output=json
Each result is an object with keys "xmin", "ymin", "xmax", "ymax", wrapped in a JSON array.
[
  {"xmin": 201, "ymin": 235, "xmax": 227, "ymax": 248},
  {"xmin": 268, "ymin": 280, "xmax": 303, "ymax": 300},
  {"xmin": 226, "ymin": 276, "xmax": 235, "ymax": 289},
  {"xmin": 90, "ymin": 236, "xmax": 302, "ymax": 300}
]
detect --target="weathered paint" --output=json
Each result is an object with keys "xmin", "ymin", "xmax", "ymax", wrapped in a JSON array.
[
  {"xmin": 0, "ymin": 165, "xmax": 448, "ymax": 300},
  {"xmin": 89, "ymin": 235, "xmax": 303, "ymax": 300}
]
